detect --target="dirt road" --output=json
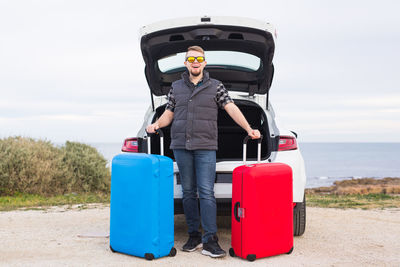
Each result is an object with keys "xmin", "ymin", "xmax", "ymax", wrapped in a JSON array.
[{"xmin": 1, "ymin": 206, "xmax": 399, "ymax": 266}]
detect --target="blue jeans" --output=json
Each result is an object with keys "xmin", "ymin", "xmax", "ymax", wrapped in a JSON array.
[{"xmin": 173, "ymin": 149, "xmax": 217, "ymax": 243}]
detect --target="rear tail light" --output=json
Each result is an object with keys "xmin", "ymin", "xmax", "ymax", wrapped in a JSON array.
[
  {"xmin": 122, "ymin": 138, "xmax": 138, "ymax": 152},
  {"xmin": 278, "ymin": 136, "xmax": 298, "ymax": 151}
]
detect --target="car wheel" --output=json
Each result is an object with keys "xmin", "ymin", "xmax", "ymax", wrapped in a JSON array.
[{"xmin": 293, "ymin": 194, "xmax": 306, "ymax": 236}]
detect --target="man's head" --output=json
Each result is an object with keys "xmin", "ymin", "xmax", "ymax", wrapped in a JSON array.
[{"xmin": 184, "ymin": 46, "xmax": 207, "ymax": 77}]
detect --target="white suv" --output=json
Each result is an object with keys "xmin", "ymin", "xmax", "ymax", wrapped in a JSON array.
[{"xmin": 122, "ymin": 16, "xmax": 307, "ymax": 236}]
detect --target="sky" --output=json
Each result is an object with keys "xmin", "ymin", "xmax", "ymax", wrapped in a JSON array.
[{"xmin": 0, "ymin": 0, "xmax": 399, "ymax": 143}]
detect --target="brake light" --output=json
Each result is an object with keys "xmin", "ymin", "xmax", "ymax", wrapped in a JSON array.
[
  {"xmin": 122, "ymin": 138, "xmax": 138, "ymax": 152},
  {"xmin": 278, "ymin": 136, "xmax": 297, "ymax": 151}
]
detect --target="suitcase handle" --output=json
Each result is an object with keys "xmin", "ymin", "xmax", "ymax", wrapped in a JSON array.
[
  {"xmin": 242, "ymin": 135, "xmax": 263, "ymax": 165},
  {"xmin": 234, "ymin": 202, "xmax": 240, "ymax": 222},
  {"xmin": 146, "ymin": 129, "xmax": 164, "ymax": 155}
]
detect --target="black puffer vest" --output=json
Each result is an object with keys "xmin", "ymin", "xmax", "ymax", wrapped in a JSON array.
[{"xmin": 170, "ymin": 70, "xmax": 220, "ymax": 150}]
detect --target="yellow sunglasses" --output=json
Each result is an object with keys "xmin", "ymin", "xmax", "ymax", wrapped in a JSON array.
[{"xmin": 186, "ymin": 56, "xmax": 205, "ymax": 63}]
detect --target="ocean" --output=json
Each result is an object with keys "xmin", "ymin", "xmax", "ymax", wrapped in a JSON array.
[
  {"xmin": 300, "ymin": 143, "xmax": 400, "ymax": 188},
  {"xmin": 91, "ymin": 142, "xmax": 400, "ymax": 188}
]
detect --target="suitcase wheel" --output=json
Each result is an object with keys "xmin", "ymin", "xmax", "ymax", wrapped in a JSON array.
[
  {"xmin": 145, "ymin": 253, "xmax": 154, "ymax": 260},
  {"xmin": 246, "ymin": 254, "xmax": 256, "ymax": 262},
  {"xmin": 286, "ymin": 247, "xmax": 294, "ymax": 254},
  {"xmin": 169, "ymin": 247, "xmax": 177, "ymax": 257},
  {"xmin": 109, "ymin": 245, "xmax": 116, "ymax": 253},
  {"xmin": 229, "ymin": 248, "xmax": 235, "ymax": 257}
]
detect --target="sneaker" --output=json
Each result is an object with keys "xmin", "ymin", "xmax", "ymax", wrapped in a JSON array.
[
  {"xmin": 182, "ymin": 232, "xmax": 202, "ymax": 252},
  {"xmin": 202, "ymin": 235, "xmax": 226, "ymax": 258}
]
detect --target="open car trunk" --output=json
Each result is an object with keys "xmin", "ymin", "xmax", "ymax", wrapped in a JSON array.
[{"xmin": 149, "ymin": 100, "xmax": 272, "ymax": 161}]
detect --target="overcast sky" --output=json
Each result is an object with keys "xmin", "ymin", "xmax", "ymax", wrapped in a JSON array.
[{"xmin": 1, "ymin": 0, "xmax": 399, "ymax": 143}]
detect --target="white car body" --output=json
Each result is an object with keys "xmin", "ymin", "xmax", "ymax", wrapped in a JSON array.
[
  {"xmin": 123, "ymin": 16, "xmax": 307, "ymax": 235},
  {"xmin": 136, "ymin": 93, "xmax": 307, "ymax": 203}
]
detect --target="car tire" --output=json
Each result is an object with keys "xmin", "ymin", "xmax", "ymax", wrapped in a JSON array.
[{"xmin": 293, "ymin": 194, "xmax": 306, "ymax": 236}]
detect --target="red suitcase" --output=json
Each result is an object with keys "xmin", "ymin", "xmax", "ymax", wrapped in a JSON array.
[{"xmin": 230, "ymin": 136, "xmax": 293, "ymax": 261}]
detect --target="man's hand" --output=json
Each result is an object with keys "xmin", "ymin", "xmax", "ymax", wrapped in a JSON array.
[
  {"xmin": 146, "ymin": 123, "xmax": 159, "ymax": 134},
  {"xmin": 224, "ymin": 103, "xmax": 261, "ymax": 140},
  {"xmin": 247, "ymin": 129, "xmax": 261, "ymax": 139},
  {"xmin": 145, "ymin": 110, "xmax": 174, "ymax": 134}
]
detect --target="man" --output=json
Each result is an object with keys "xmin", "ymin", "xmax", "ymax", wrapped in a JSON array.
[{"xmin": 146, "ymin": 46, "xmax": 260, "ymax": 258}]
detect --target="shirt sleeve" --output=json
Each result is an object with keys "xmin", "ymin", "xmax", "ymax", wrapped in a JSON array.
[
  {"xmin": 165, "ymin": 88, "xmax": 176, "ymax": 112},
  {"xmin": 215, "ymin": 83, "xmax": 234, "ymax": 109}
]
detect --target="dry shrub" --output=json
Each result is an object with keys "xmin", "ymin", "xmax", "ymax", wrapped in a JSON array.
[
  {"xmin": 386, "ymin": 186, "xmax": 400, "ymax": 194},
  {"xmin": 305, "ymin": 187, "xmax": 332, "ymax": 194},
  {"xmin": 334, "ymin": 177, "xmax": 400, "ymax": 187},
  {"xmin": 336, "ymin": 185, "xmax": 385, "ymax": 195},
  {"xmin": 0, "ymin": 137, "xmax": 110, "ymax": 196},
  {"xmin": 307, "ymin": 178, "xmax": 400, "ymax": 195}
]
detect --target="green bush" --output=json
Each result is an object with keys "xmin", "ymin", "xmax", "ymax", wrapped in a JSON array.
[
  {"xmin": 0, "ymin": 137, "xmax": 110, "ymax": 196},
  {"xmin": 61, "ymin": 141, "xmax": 110, "ymax": 194}
]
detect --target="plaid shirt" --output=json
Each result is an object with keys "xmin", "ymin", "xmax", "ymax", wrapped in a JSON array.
[{"xmin": 165, "ymin": 82, "xmax": 233, "ymax": 112}]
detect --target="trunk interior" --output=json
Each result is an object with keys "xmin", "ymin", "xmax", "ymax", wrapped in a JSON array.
[{"xmin": 149, "ymin": 100, "xmax": 271, "ymax": 161}]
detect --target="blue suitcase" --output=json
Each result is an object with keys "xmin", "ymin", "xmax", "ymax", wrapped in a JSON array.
[{"xmin": 110, "ymin": 131, "xmax": 176, "ymax": 260}]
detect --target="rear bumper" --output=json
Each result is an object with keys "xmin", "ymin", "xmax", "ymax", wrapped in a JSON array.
[
  {"xmin": 273, "ymin": 150, "xmax": 307, "ymax": 202},
  {"xmin": 174, "ymin": 198, "xmax": 232, "ymax": 216},
  {"xmin": 174, "ymin": 198, "xmax": 302, "ymax": 215},
  {"xmin": 173, "ymin": 152, "xmax": 307, "ymax": 203}
]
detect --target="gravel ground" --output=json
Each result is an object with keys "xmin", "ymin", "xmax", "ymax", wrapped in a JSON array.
[{"xmin": 1, "ymin": 205, "xmax": 399, "ymax": 266}]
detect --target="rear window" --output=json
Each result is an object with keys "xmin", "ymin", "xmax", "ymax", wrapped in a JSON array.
[{"xmin": 158, "ymin": 51, "xmax": 261, "ymax": 73}]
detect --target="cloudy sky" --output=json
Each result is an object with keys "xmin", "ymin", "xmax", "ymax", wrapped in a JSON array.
[{"xmin": 0, "ymin": 0, "xmax": 399, "ymax": 143}]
